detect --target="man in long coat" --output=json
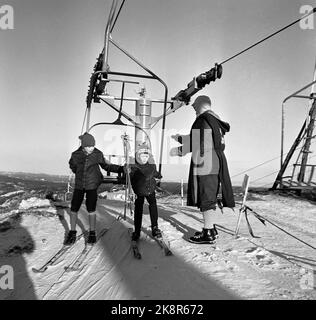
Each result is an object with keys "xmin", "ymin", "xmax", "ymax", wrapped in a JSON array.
[{"xmin": 171, "ymin": 95, "xmax": 235, "ymax": 244}]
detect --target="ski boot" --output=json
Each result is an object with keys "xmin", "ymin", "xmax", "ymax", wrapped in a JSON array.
[
  {"xmin": 189, "ymin": 228, "xmax": 216, "ymax": 244},
  {"xmin": 194, "ymin": 224, "xmax": 218, "ymax": 239},
  {"xmin": 64, "ymin": 230, "xmax": 77, "ymax": 245},
  {"xmin": 212, "ymin": 225, "xmax": 219, "ymax": 239},
  {"xmin": 87, "ymin": 231, "xmax": 96, "ymax": 244},
  {"xmin": 152, "ymin": 226, "xmax": 162, "ymax": 238}
]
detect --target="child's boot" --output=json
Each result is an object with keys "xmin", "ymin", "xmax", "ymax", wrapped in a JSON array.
[
  {"xmin": 87, "ymin": 231, "xmax": 96, "ymax": 244},
  {"xmin": 152, "ymin": 226, "xmax": 162, "ymax": 238},
  {"xmin": 64, "ymin": 230, "xmax": 77, "ymax": 245}
]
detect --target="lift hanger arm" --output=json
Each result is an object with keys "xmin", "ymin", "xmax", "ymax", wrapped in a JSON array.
[{"xmin": 171, "ymin": 63, "xmax": 223, "ymax": 105}]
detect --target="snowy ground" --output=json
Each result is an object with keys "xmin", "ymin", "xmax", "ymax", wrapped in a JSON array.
[{"xmin": 0, "ymin": 191, "xmax": 315, "ymax": 300}]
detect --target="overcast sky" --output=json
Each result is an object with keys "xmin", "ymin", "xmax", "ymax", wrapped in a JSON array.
[{"xmin": 1, "ymin": 0, "xmax": 315, "ymax": 186}]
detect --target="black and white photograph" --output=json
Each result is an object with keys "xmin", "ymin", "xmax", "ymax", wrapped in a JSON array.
[{"xmin": 0, "ymin": 0, "xmax": 315, "ymax": 306}]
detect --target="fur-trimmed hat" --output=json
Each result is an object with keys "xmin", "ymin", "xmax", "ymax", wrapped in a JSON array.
[{"xmin": 136, "ymin": 148, "xmax": 150, "ymax": 155}]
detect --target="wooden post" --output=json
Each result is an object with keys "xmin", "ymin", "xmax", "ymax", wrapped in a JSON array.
[
  {"xmin": 181, "ymin": 179, "xmax": 184, "ymax": 206},
  {"xmin": 107, "ymin": 155, "xmax": 112, "ymax": 176},
  {"xmin": 235, "ymin": 174, "xmax": 250, "ymax": 238},
  {"xmin": 298, "ymin": 100, "xmax": 316, "ymax": 183}
]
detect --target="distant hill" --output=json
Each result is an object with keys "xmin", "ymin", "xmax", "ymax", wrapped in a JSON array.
[
  {"xmin": 0, "ymin": 171, "xmax": 270, "ymax": 204},
  {"xmin": 0, "ymin": 171, "xmax": 69, "ymax": 183},
  {"xmin": 0, "ymin": 173, "xmax": 68, "ymax": 205}
]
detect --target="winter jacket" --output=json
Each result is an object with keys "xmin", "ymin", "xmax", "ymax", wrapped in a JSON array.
[
  {"xmin": 69, "ymin": 147, "xmax": 122, "ymax": 190},
  {"xmin": 130, "ymin": 160, "xmax": 162, "ymax": 196},
  {"xmin": 185, "ymin": 110, "xmax": 235, "ymax": 208}
]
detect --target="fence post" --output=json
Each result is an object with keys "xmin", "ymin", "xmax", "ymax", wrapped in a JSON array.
[{"xmin": 181, "ymin": 179, "xmax": 184, "ymax": 206}]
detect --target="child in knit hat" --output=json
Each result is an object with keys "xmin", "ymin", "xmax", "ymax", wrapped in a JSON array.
[
  {"xmin": 129, "ymin": 147, "xmax": 162, "ymax": 241},
  {"xmin": 66, "ymin": 132, "xmax": 124, "ymax": 245}
]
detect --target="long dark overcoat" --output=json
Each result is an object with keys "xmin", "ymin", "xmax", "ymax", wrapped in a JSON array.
[{"xmin": 186, "ymin": 111, "xmax": 235, "ymax": 208}]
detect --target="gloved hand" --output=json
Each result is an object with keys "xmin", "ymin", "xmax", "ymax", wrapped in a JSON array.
[
  {"xmin": 118, "ymin": 166, "xmax": 125, "ymax": 175},
  {"xmin": 171, "ymin": 134, "xmax": 182, "ymax": 143},
  {"xmin": 169, "ymin": 147, "xmax": 183, "ymax": 157},
  {"xmin": 155, "ymin": 173, "xmax": 163, "ymax": 180},
  {"xmin": 123, "ymin": 164, "xmax": 131, "ymax": 174}
]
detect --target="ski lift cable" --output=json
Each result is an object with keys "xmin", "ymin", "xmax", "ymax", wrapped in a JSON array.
[
  {"xmin": 219, "ymin": 8, "xmax": 316, "ymax": 66},
  {"xmin": 107, "ymin": 0, "xmax": 118, "ymax": 31},
  {"xmin": 241, "ymin": 151, "xmax": 316, "ymax": 188},
  {"xmin": 231, "ymin": 156, "xmax": 283, "ymax": 179},
  {"xmin": 151, "ymin": 105, "xmax": 173, "ymax": 129},
  {"xmin": 244, "ymin": 206, "xmax": 316, "ymax": 251},
  {"xmin": 102, "ymin": 0, "xmax": 119, "ymax": 69},
  {"xmin": 232, "ymin": 139, "xmax": 316, "ymax": 179},
  {"xmin": 110, "ymin": 0, "xmax": 126, "ymax": 34},
  {"xmin": 250, "ymin": 170, "xmax": 280, "ymax": 184},
  {"xmin": 250, "ymin": 152, "xmax": 316, "ymax": 184},
  {"xmin": 86, "ymin": 4, "xmax": 315, "ymax": 183},
  {"xmin": 80, "ymin": 108, "xmax": 88, "ymax": 136},
  {"xmin": 257, "ymin": 181, "xmax": 276, "ymax": 188}
]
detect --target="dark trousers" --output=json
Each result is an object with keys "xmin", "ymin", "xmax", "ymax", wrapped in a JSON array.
[
  {"xmin": 70, "ymin": 189, "xmax": 98, "ymax": 213},
  {"xmin": 134, "ymin": 192, "xmax": 158, "ymax": 235}
]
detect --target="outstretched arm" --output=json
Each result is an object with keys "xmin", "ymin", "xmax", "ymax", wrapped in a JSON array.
[
  {"xmin": 99, "ymin": 154, "xmax": 123, "ymax": 173},
  {"xmin": 153, "ymin": 164, "xmax": 162, "ymax": 179},
  {"xmin": 170, "ymin": 133, "xmax": 191, "ymax": 157}
]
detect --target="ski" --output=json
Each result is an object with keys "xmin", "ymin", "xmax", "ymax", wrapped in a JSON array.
[
  {"xmin": 128, "ymin": 228, "xmax": 141, "ymax": 259},
  {"xmin": 46, "ymin": 193, "xmax": 70, "ymax": 209},
  {"xmin": 53, "ymin": 202, "xmax": 69, "ymax": 209},
  {"xmin": 151, "ymin": 234, "xmax": 173, "ymax": 256},
  {"xmin": 32, "ymin": 232, "xmax": 85, "ymax": 273},
  {"xmin": 64, "ymin": 244, "xmax": 94, "ymax": 272},
  {"xmin": 64, "ymin": 228, "xmax": 109, "ymax": 272}
]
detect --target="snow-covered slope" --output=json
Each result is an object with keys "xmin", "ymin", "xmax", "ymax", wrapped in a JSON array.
[{"xmin": 0, "ymin": 193, "xmax": 315, "ymax": 300}]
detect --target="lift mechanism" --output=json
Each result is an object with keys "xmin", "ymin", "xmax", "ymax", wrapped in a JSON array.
[{"xmin": 82, "ymin": 0, "xmax": 223, "ymax": 186}]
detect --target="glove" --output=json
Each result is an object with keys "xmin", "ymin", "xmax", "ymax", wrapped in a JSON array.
[
  {"xmin": 171, "ymin": 134, "xmax": 182, "ymax": 143},
  {"xmin": 122, "ymin": 164, "xmax": 131, "ymax": 174},
  {"xmin": 169, "ymin": 147, "xmax": 183, "ymax": 157},
  {"xmin": 155, "ymin": 173, "xmax": 162, "ymax": 181}
]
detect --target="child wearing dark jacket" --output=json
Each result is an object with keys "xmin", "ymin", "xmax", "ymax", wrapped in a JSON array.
[
  {"xmin": 66, "ymin": 132, "xmax": 123, "ymax": 245},
  {"xmin": 129, "ymin": 148, "xmax": 162, "ymax": 241}
]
